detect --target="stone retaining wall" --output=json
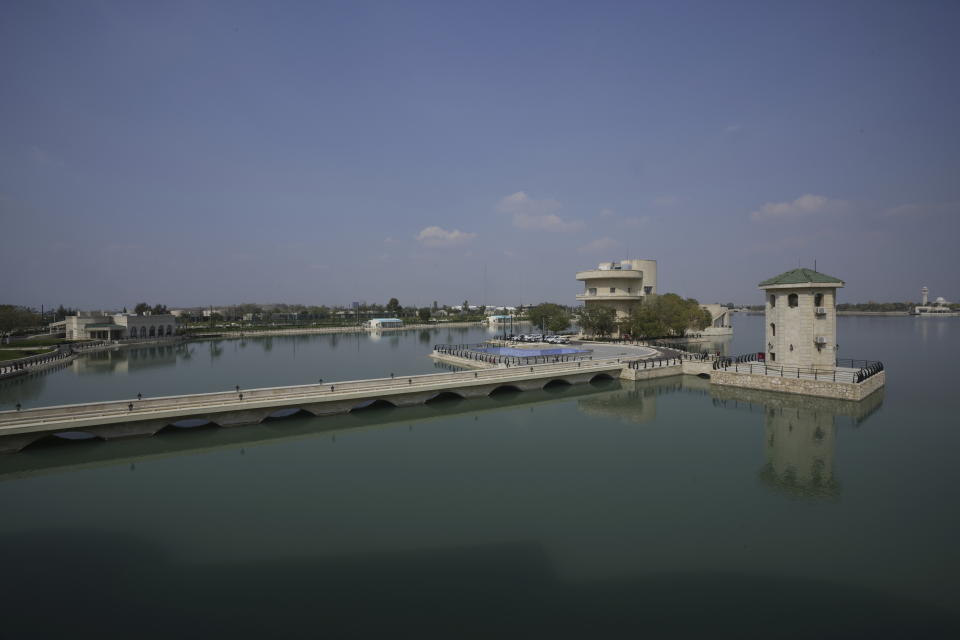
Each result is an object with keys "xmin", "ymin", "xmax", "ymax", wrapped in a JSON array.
[{"xmin": 711, "ymin": 369, "xmax": 885, "ymax": 401}]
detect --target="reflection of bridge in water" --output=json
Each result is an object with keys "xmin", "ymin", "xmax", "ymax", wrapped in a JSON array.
[{"xmin": 0, "ymin": 375, "xmax": 884, "ymax": 492}]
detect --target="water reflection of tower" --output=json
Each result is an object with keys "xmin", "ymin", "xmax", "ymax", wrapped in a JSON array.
[
  {"xmin": 711, "ymin": 386, "xmax": 884, "ymax": 499},
  {"xmin": 760, "ymin": 403, "xmax": 838, "ymax": 498}
]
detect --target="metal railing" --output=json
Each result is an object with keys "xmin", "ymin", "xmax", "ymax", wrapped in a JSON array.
[
  {"xmin": 712, "ymin": 358, "xmax": 884, "ymax": 384},
  {"xmin": 627, "ymin": 357, "xmax": 682, "ymax": 369},
  {"xmin": 433, "ymin": 344, "xmax": 593, "ymax": 366}
]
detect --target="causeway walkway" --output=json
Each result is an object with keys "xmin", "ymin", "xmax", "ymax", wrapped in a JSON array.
[{"xmin": 0, "ymin": 358, "xmax": 627, "ymax": 453}]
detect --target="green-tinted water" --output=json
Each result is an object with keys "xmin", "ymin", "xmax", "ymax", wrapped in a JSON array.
[{"xmin": 1, "ymin": 316, "xmax": 958, "ymax": 638}]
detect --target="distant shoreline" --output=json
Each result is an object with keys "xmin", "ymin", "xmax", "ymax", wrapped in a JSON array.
[{"xmin": 186, "ymin": 321, "xmax": 484, "ymax": 339}]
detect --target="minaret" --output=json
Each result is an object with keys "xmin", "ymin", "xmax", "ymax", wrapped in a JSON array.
[
  {"xmin": 921, "ymin": 286, "xmax": 929, "ymax": 306},
  {"xmin": 759, "ymin": 268, "xmax": 845, "ymax": 371}
]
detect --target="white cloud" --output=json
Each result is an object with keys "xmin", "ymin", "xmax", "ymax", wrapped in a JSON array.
[
  {"xmin": 750, "ymin": 194, "xmax": 840, "ymax": 222},
  {"xmin": 384, "ymin": 236, "xmax": 396, "ymax": 244},
  {"xmin": 415, "ymin": 226, "xmax": 477, "ymax": 247},
  {"xmin": 598, "ymin": 208, "xmax": 616, "ymax": 218},
  {"xmin": 724, "ymin": 124, "xmax": 742, "ymax": 134},
  {"xmin": 652, "ymin": 195, "xmax": 679, "ymax": 207},
  {"xmin": 495, "ymin": 191, "xmax": 582, "ymax": 232},
  {"xmin": 512, "ymin": 212, "xmax": 583, "ymax": 232},
  {"xmin": 884, "ymin": 201, "xmax": 959, "ymax": 218},
  {"xmin": 578, "ymin": 237, "xmax": 618, "ymax": 253}
]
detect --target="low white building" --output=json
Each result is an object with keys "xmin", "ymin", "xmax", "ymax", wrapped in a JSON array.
[
  {"xmin": 63, "ymin": 312, "xmax": 178, "ymax": 340},
  {"xmin": 913, "ymin": 287, "xmax": 955, "ymax": 315},
  {"xmin": 365, "ymin": 318, "xmax": 403, "ymax": 329}
]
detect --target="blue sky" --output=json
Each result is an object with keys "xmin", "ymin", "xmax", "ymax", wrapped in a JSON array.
[{"xmin": 2, "ymin": 0, "xmax": 958, "ymax": 309}]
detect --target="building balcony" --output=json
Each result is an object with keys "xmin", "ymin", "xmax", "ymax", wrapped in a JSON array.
[
  {"xmin": 576, "ymin": 292, "xmax": 644, "ymax": 302},
  {"xmin": 576, "ymin": 269, "xmax": 644, "ymax": 281}
]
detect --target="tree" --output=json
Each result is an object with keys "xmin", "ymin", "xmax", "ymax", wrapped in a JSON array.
[
  {"xmin": 417, "ymin": 307, "xmax": 431, "ymax": 323},
  {"xmin": 527, "ymin": 303, "xmax": 570, "ymax": 333},
  {"xmin": 386, "ymin": 298, "xmax": 401, "ymax": 315},
  {"xmin": 578, "ymin": 306, "xmax": 616, "ymax": 338},
  {"xmin": 626, "ymin": 294, "xmax": 711, "ymax": 338},
  {"xmin": 0, "ymin": 305, "xmax": 40, "ymax": 336},
  {"xmin": 152, "ymin": 304, "xmax": 168, "ymax": 315},
  {"xmin": 134, "ymin": 302, "xmax": 151, "ymax": 316}
]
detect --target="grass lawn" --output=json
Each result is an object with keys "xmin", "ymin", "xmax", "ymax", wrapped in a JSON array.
[{"xmin": 5, "ymin": 337, "xmax": 73, "ymax": 348}]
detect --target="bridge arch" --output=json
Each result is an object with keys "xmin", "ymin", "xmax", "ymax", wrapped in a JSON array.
[
  {"xmin": 425, "ymin": 391, "xmax": 465, "ymax": 404},
  {"xmin": 21, "ymin": 432, "xmax": 104, "ymax": 451},
  {"xmin": 542, "ymin": 378, "xmax": 573, "ymax": 389},
  {"xmin": 489, "ymin": 384, "xmax": 523, "ymax": 396},
  {"xmin": 350, "ymin": 398, "xmax": 398, "ymax": 412},
  {"xmin": 589, "ymin": 372, "xmax": 616, "ymax": 382}
]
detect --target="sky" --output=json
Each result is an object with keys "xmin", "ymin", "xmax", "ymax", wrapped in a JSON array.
[{"xmin": 2, "ymin": 0, "xmax": 958, "ymax": 310}]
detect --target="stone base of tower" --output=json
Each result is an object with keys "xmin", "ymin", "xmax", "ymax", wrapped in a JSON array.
[{"xmin": 711, "ymin": 369, "xmax": 885, "ymax": 401}]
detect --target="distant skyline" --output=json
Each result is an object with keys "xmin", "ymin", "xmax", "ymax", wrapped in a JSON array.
[{"xmin": 2, "ymin": 0, "xmax": 958, "ymax": 309}]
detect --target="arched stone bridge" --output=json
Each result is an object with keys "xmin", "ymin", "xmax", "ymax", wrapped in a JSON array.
[{"xmin": 0, "ymin": 358, "xmax": 628, "ymax": 454}]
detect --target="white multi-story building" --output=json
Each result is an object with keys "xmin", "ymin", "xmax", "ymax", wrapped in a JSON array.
[
  {"xmin": 760, "ymin": 268, "xmax": 844, "ymax": 370},
  {"xmin": 576, "ymin": 259, "xmax": 657, "ymax": 331}
]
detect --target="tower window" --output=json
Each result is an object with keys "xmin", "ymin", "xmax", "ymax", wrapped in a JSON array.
[
  {"xmin": 610, "ymin": 287, "xmax": 616, "ymax": 294},
  {"xmin": 770, "ymin": 352, "xmax": 776, "ymax": 361},
  {"xmin": 770, "ymin": 295, "xmax": 776, "ymax": 307},
  {"xmin": 814, "ymin": 293, "xmax": 823, "ymax": 307},
  {"xmin": 770, "ymin": 323, "xmax": 776, "ymax": 337},
  {"xmin": 788, "ymin": 294, "xmax": 799, "ymax": 307}
]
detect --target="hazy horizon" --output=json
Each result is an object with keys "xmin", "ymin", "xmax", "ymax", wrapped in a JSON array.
[{"xmin": 3, "ymin": 1, "xmax": 958, "ymax": 310}]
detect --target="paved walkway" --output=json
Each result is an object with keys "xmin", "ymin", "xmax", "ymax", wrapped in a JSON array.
[{"xmin": 576, "ymin": 343, "xmax": 659, "ymax": 359}]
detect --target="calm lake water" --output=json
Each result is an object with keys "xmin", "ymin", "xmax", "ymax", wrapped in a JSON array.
[{"xmin": 1, "ymin": 315, "xmax": 958, "ymax": 638}]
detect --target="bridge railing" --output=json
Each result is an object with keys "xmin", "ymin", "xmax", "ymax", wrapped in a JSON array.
[
  {"xmin": 0, "ymin": 357, "xmax": 627, "ymax": 424},
  {"xmin": 627, "ymin": 357, "xmax": 682, "ymax": 369},
  {"xmin": 433, "ymin": 344, "xmax": 593, "ymax": 366}
]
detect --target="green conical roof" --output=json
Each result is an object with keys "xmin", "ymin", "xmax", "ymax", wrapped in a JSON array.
[{"xmin": 759, "ymin": 268, "xmax": 844, "ymax": 287}]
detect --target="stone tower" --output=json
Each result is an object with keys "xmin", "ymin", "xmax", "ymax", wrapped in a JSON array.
[
  {"xmin": 759, "ymin": 268, "xmax": 844, "ymax": 370},
  {"xmin": 921, "ymin": 286, "xmax": 929, "ymax": 306}
]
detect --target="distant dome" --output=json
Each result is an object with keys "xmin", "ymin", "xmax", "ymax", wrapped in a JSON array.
[{"xmin": 936, "ymin": 296, "xmax": 947, "ymax": 304}]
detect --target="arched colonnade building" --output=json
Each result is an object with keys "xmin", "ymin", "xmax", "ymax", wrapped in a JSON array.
[{"xmin": 62, "ymin": 312, "xmax": 178, "ymax": 341}]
